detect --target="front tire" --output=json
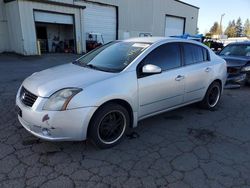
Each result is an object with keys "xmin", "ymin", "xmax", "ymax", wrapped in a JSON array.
[
  {"xmin": 199, "ymin": 82, "xmax": 221, "ymax": 110},
  {"xmin": 88, "ymin": 103, "xmax": 130, "ymax": 149}
]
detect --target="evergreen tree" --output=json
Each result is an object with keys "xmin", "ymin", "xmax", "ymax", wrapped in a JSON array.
[
  {"xmin": 244, "ymin": 19, "xmax": 250, "ymax": 37},
  {"xmin": 235, "ymin": 17, "xmax": 243, "ymax": 37},
  {"xmin": 209, "ymin": 22, "xmax": 220, "ymax": 35},
  {"xmin": 225, "ymin": 20, "xmax": 236, "ymax": 37}
]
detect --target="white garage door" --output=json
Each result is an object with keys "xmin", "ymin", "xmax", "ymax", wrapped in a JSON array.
[
  {"xmin": 165, "ymin": 16, "xmax": 185, "ymax": 37},
  {"xmin": 84, "ymin": 3, "xmax": 116, "ymax": 43},
  {"xmin": 34, "ymin": 11, "xmax": 74, "ymax": 25}
]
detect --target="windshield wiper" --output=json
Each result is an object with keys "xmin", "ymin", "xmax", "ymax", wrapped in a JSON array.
[
  {"xmin": 84, "ymin": 64, "xmax": 99, "ymax": 70},
  {"xmin": 82, "ymin": 64, "xmax": 108, "ymax": 72},
  {"xmin": 72, "ymin": 60, "xmax": 98, "ymax": 69},
  {"xmin": 80, "ymin": 63, "xmax": 119, "ymax": 73}
]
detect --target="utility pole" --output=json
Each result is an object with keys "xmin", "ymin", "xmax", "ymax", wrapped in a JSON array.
[{"xmin": 220, "ymin": 13, "xmax": 225, "ymax": 39}]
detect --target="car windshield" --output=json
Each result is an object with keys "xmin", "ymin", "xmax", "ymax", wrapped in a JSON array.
[
  {"xmin": 74, "ymin": 41, "xmax": 151, "ymax": 72},
  {"xmin": 219, "ymin": 44, "xmax": 250, "ymax": 57}
]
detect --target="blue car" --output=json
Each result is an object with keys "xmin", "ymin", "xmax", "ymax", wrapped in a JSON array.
[{"xmin": 218, "ymin": 41, "xmax": 250, "ymax": 87}]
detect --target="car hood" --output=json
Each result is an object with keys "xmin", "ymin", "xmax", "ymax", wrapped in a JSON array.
[
  {"xmin": 22, "ymin": 63, "xmax": 115, "ymax": 97},
  {"xmin": 220, "ymin": 55, "xmax": 250, "ymax": 68}
]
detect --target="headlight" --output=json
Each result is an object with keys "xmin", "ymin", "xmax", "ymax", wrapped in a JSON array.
[
  {"xmin": 43, "ymin": 88, "xmax": 82, "ymax": 111},
  {"xmin": 242, "ymin": 66, "xmax": 250, "ymax": 72}
]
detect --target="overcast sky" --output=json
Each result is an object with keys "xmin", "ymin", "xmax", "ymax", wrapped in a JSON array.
[{"xmin": 183, "ymin": 0, "xmax": 250, "ymax": 34}]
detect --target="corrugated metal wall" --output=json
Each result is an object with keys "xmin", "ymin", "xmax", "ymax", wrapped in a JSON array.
[
  {"xmin": 5, "ymin": 1, "xmax": 23, "ymax": 54},
  {"xmin": 0, "ymin": 0, "xmax": 9, "ymax": 52},
  {"xmin": 84, "ymin": 2, "xmax": 117, "ymax": 43},
  {"xmin": 1, "ymin": 0, "xmax": 198, "ymax": 55},
  {"xmin": 78, "ymin": 0, "xmax": 199, "ymax": 38},
  {"xmin": 152, "ymin": 0, "xmax": 198, "ymax": 36}
]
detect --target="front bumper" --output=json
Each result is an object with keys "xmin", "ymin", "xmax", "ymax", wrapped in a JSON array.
[
  {"xmin": 16, "ymin": 93, "xmax": 97, "ymax": 141},
  {"xmin": 225, "ymin": 73, "xmax": 246, "ymax": 86}
]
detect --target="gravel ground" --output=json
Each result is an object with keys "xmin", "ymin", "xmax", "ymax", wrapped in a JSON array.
[{"xmin": 0, "ymin": 53, "xmax": 250, "ymax": 188}]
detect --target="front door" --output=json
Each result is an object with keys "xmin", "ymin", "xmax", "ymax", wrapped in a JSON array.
[{"xmin": 137, "ymin": 43, "xmax": 185, "ymax": 118}]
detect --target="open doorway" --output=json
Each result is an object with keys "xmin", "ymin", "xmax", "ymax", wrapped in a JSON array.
[
  {"xmin": 34, "ymin": 11, "xmax": 76, "ymax": 54},
  {"xmin": 35, "ymin": 23, "xmax": 75, "ymax": 54},
  {"xmin": 36, "ymin": 26, "xmax": 48, "ymax": 53}
]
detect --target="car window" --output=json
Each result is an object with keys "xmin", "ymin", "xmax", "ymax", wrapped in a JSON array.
[
  {"xmin": 75, "ymin": 41, "xmax": 151, "ymax": 72},
  {"xmin": 183, "ymin": 43, "xmax": 209, "ymax": 65},
  {"xmin": 219, "ymin": 44, "xmax": 250, "ymax": 57},
  {"xmin": 142, "ymin": 43, "xmax": 181, "ymax": 71}
]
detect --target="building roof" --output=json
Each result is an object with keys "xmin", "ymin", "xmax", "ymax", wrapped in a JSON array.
[{"xmin": 174, "ymin": 0, "xmax": 199, "ymax": 9}]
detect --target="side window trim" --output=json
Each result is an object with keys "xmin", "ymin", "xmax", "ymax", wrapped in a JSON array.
[
  {"xmin": 136, "ymin": 42, "xmax": 182, "ymax": 78},
  {"xmin": 181, "ymin": 42, "xmax": 211, "ymax": 66}
]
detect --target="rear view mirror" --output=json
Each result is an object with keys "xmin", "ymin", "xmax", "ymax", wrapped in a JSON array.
[{"xmin": 142, "ymin": 64, "xmax": 162, "ymax": 74}]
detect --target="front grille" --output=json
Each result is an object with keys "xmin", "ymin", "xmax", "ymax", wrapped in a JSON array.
[{"xmin": 20, "ymin": 87, "xmax": 38, "ymax": 107}]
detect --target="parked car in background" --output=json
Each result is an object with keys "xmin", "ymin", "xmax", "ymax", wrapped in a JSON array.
[
  {"xmin": 218, "ymin": 41, "xmax": 250, "ymax": 88},
  {"xmin": 203, "ymin": 38, "xmax": 224, "ymax": 52},
  {"xmin": 16, "ymin": 37, "xmax": 227, "ymax": 149}
]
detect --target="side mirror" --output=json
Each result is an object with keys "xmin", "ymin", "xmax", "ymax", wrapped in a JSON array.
[{"xmin": 142, "ymin": 64, "xmax": 162, "ymax": 74}]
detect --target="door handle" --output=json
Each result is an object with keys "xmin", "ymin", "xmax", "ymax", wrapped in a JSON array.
[
  {"xmin": 205, "ymin": 67, "xmax": 211, "ymax": 72},
  {"xmin": 175, "ymin": 75, "xmax": 185, "ymax": 81}
]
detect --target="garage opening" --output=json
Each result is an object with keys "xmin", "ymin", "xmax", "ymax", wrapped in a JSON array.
[
  {"xmin": 165, "ymin": 15, "xmax": 185, "ymax": 37},
  {"xmin": 34, "ymin": 11, "xmax": 76, "ymax": 54}
]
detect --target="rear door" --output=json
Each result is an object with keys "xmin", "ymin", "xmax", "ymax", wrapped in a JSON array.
[
  {"xmin": 181, "ymin": 43, "xmax": 213, "ymax": 103},
  {"xmin": 137, "ymin": 43, "xmax": 185, "ymax": 118}
]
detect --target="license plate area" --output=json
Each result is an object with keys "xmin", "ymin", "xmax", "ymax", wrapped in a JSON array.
[{"xmin": 16, "ymin": 106, "xmax": 22, "ymax": 117}]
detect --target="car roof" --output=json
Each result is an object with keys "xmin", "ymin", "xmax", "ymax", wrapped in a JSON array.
[
  {"xmin": 123, "ymin": 37, "xmax": 186, "ymax": 43},
  {"xmin": 123, "ymin": 37, "xmax": 206, "ymax": 47}
]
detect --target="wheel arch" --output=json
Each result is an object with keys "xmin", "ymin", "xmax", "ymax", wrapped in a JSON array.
[
  {"xmin": 87, "ymin": 99, "xmax": 134, "ymax": 138},
  {"xmin": 202, "ymin": 79, "xmax": 223, "ymax": 101},
  {"xmin": 212, "ymin": 79, "xmax": 223, "ymax": 90}
]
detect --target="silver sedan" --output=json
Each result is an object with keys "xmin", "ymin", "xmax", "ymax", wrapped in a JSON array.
[{"xmin": 16, "ymin": 37, "xmax": 227, "ymax": 148}]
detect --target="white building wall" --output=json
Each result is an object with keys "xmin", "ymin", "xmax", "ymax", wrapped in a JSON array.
[
  {"xmin": 117, "ymin": 0, "xmax": 154, "ymax": 38},
  {"xmin": 152, "ymin": 0, "xmax": 198, "ymax": 36},
  {"xmin": 5, "ymin": 1, "xmax": 23, "ymax": 54},
  {"xmin": 0, "ymin": 0, "xmax": 10, "ymax": 52},
  {"xmin": 1, "ymin": 0, "xmax": 198, "ymax": 55},
  {"xmin": 76, "ymin": 0, "xmax": 198, "ymax": 39},
  {"xmin": 84, "ymin": 2, "xmax": 117, "ymax": 43}
]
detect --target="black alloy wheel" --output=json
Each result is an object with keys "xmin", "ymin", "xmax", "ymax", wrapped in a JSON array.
[
  {"xmin": 199, "ymin": 82, "xmax": 221, "ymax": 110},
  {"xmin": 89, "ymin": 103, "xmax": 130, "ymax": 149}
]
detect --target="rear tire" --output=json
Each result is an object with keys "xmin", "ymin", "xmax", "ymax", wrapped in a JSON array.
[
  {"xmin": 88, "ymin": 103, "xmax": 130, "ymax": 149},
  {"xmin": 199, "ymin": 82, "xmax": 221, "ymax": 110}
]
